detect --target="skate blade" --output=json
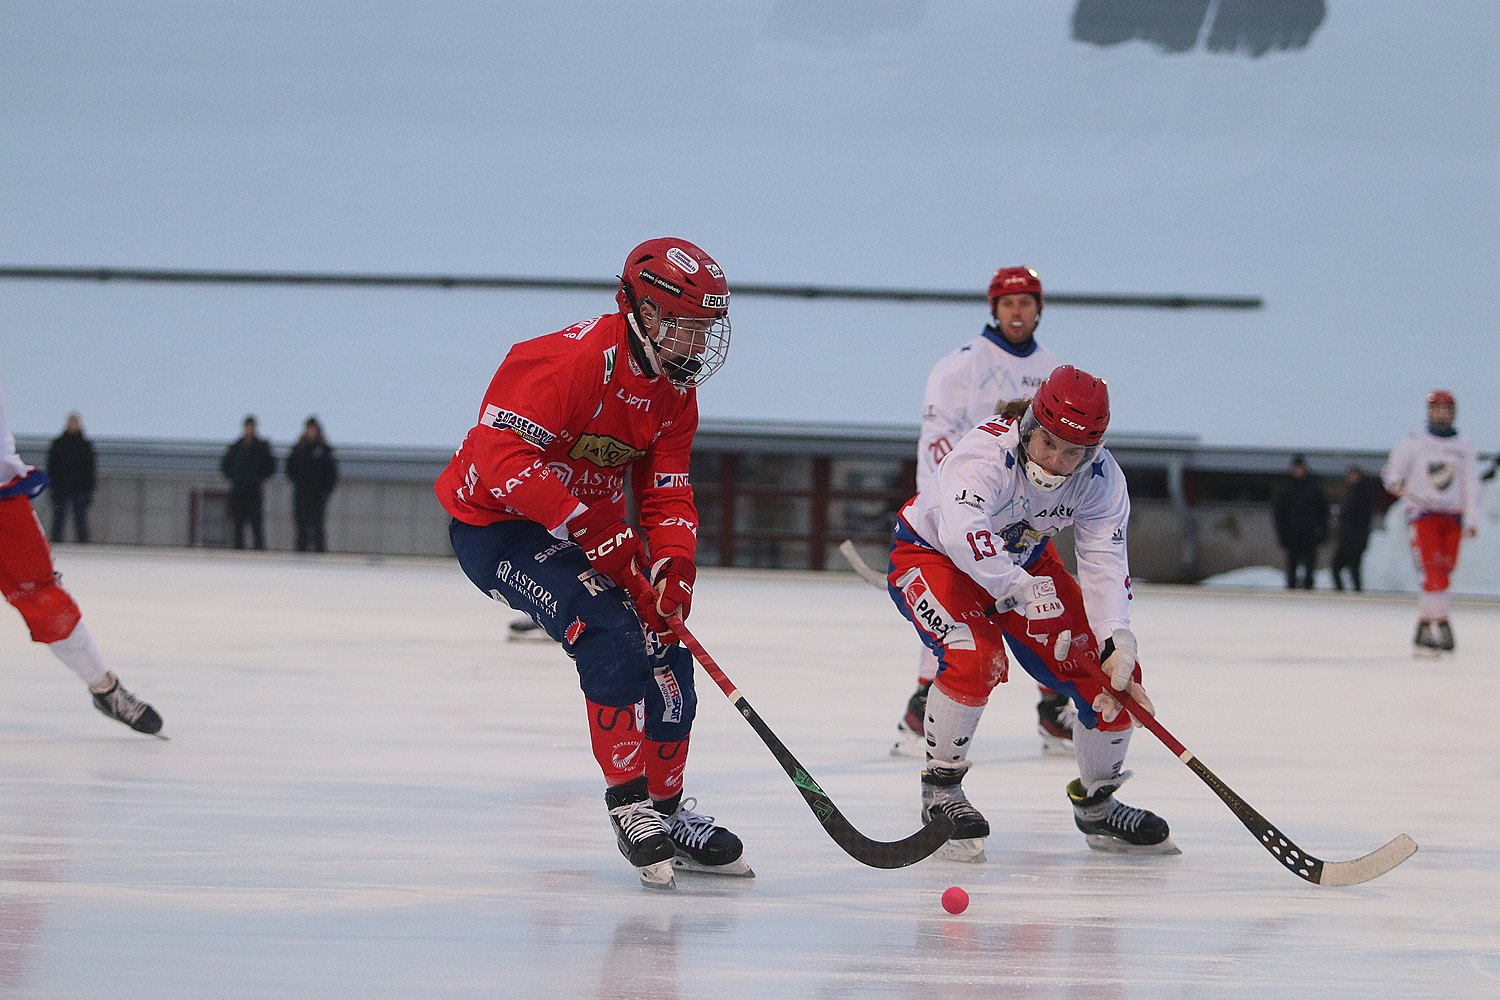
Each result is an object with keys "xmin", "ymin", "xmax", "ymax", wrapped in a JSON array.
[
  {"xmin": 1083, "ymin": 833, "xmax": 1181, "ymax": 855},
  {"xmin": 1039, "ymin": 736, "xmax": 1075, "ymax": 757},
  {"xmin": 507, "ymin": 626, "xmax": 551, "ymax": 644},
  {"xmin": 936, "ymin": 838, "xmax": 987, "ymax": 863},
  {"xmin": 890, "ymin": 729, "xmax": 926, "ymax": 759},
  {"xmin": 635, "ymin": 859, "xmax": 677, "ymax": 890},
  {"xmin": 673, "ymin": 855, "xmax": 756, "ymax": 878}
]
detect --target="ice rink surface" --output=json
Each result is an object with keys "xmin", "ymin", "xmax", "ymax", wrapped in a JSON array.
[{"xmin": 2, "ymin": 547, "xmax": 1496, "ymax": 999}]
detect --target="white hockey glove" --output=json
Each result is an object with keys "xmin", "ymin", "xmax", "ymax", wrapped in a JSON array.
[
  {"xmin": 1011, "ymin": 576, "xmax": 1071, "ymax": 663},
  {"xmin": 1091, "ymin": 628, "xmax": 1154, "ymax": 726}
]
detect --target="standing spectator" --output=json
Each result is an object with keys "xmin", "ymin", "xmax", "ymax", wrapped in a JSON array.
[
  {"xmin": 1330, "ymin": 464, "xmax": 1380, "ymax": 592},
  {"xmin": 1381, "ymin": 389, "xmax": 1481, "ymax": 652},
  {"xmin": 1272, "ymin": 455, "xmax": 1329, "ymax": 589},
  {"xmin": 893, "ymin": 265, "xmax": 1076, "ymax": 760},
  {"xmin": 46, "ymin": 411, "xmax": 96, "ymax": 543},
  {"xmin": 220, "ymin": 415, "xmax": 276, "ymax": 550},
  {"xmin": 1, "ymin": 373, "xmax": 162, "ymax": 735},
  {"xmin": 434, "ymin": 237, "xmax": 747, "ymax": 890},
  {"xmin": 286, "ymin": 416, "xmax": 338, "ymax": 553}
]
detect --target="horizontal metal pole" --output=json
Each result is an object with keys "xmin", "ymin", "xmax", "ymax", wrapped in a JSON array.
[{"xmin": 0, "ymin": 265, "xmax": 1262, "ymax": 310}]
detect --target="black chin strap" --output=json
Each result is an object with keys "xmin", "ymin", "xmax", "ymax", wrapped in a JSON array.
[{"xmin": 617, "ymin": 281, "xmax": 661, "ymax": 378}]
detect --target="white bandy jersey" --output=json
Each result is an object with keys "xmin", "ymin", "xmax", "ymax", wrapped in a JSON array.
[
  {"xmin": 0, "ymin": 372, "xmax": 35, "ymax": 490},
  {"xmin": 917, "ymin": 329, "xmax": 1059, "ymax": 494},
  {"xmin": 899, "ymin": 416, "xmax": 1133, "ymax": 645},
  {"xmin": 1382, "ymin": 428, "xmax": 1480, "ymax": 523}
]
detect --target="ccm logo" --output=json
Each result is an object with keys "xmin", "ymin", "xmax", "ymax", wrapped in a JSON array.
[{"xmin": 586, "ymin": 527, "xmax": 634, "ymax": 559}]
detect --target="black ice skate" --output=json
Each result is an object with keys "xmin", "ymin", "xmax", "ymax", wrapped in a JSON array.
[
  {"xmin": 1067, "ymin": 778, "xmax": 1180, "ymax": 854},
  {"xmin": 1434, "ymin": 620, "xmax": 1455, "ymax": 652},
  {"xmin": 90, "ymin": 673, "xmax": 163, "ymax": 735},
  {"xmin": 605, "ymin": 777, "xmax": 676, "ymax": 890},
  {"xmin": 890, "ymin": 680, "xmax": 931, "ymax": 758},
  {"xmin": 1036, "ymin": 690, "xmax": 1077, "ymax": 756},
  {"xmin": 921, "ymin": 765, "xmax": 990, "ymax": 862},
  {"xmin": 1413, "ymin": 621, "xmax": 1441, "ymax": 657},
  {"xmin": 655, "ymin": 793, "xmax": 754, "ymax": 878}
]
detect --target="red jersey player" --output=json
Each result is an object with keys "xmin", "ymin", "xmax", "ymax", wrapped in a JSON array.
[
  {"xmin": 435, "ymin": 237, "xmax": 748, "ymax": 889},
  {"xmin": 0, "ymin": 373, "xmax": 162, "ymax": 735}
]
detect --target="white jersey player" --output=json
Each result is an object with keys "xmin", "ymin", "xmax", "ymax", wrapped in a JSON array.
[
  {"xmin": 896, "ymin": 266, "xmax": 1072, "ymax": 757},
  {"xmin": 888, "ymin": 365, "xmax": 1175, "ymax": 858},
  {"xmin": 1381, "ymin": 389, "xmax": 1481, "ymax": 652}
]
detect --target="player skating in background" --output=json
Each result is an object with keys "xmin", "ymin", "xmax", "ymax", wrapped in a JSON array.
[
  {"xmin": 1381, "ymin": 389, "xmax": 1481, "ymax": 653},
  {"xmin": 0, "ymin": 374, "xmax": 163, "ymax": 736},
  {"xmin": 894, "ymin": 266, "xmax": 1076, "ymax": 758},
  {"xmin": 886, "ymin": 365, "xmax": 1175, "ymax": 861},
  {"xmin": 435, "ymin": 238, "xmax": 749, "ymax": 890}
]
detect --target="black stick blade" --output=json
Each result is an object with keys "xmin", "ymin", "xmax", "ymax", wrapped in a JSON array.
[{"xmin": 735, "ymin": 697, "xmax": 955, "ymax": 869}]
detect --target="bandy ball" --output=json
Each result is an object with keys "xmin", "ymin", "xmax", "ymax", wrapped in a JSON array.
[{"xmin": 941, "ymin": 886, "xmax": 969, "ymax": 914}]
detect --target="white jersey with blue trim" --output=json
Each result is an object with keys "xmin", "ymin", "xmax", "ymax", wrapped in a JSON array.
[
  {"xmin": 917, "ymin": 328, "xmax": 1059, "ymax": 494},
  {"xmin": 899, "ymin": 416, "xmax": 1133, "ymax": 645}
]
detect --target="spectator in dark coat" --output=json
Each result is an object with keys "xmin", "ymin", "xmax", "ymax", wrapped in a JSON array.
[
  {"xmin": 1331, "ymin": 464, "xmax": 1381, "ymax": 592},
  {"xmin": 1272, "ymin": 454, "xmax": 1329, "ymax": 590},
  {"xmin": 220, "ymin": 415, "xmax": 276, "ymax": 549},
  {"xmin": 285, "ymin": 416, "xmax": 338, "ymax": 553},
  {"xmin": 46, "ymin": 411, "xmax": 97, "ymax": 543}
]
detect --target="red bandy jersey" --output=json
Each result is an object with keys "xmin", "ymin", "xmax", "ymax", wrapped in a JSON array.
[{"xmin": 434, "ymin": 312, "xmax": 700, "ymax": 565}]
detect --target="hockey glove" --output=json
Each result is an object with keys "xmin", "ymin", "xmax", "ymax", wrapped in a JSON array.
[
  {"xmin": 568, "ymin": 505, "xmax": 644, "ymax": 584},
  {"xmin": 1012, "ymin": 575, "xmax": 1072, "ymax": 663},
  {"xmin": 1092, "ymin": 628, "xmax": 1154, "ymax": 726},
  {"xmin": 650, "ymin": 556, "xmax": 696, "ymax": 621}
]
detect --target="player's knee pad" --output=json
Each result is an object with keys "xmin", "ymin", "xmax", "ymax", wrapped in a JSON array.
[
  {"xmin": 933, "ymin": 647, "xmax": 1003, "ymax": 705},
  {"xmin": 642, "ymin": 643, "xmax": 697, "ymax": 742},
  {"xmin": 569, "ymin": 598, "xmax": 653, "ymax": 708},
  {"xmin": 5, "ymin": 577, "xmax": 81, "ymax": 644}
]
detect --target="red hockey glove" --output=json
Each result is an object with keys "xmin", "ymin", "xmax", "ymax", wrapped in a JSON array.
[
  {"xmin": 650, "ymin": 557, "xmax": 697, "ymax": 621},
  {"xmin": 568, "ymin": 505, "xmax": 644, "ymax": 584}
]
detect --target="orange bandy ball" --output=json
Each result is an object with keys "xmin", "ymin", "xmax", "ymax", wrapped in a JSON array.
[{"xmin": 941, "ymin": 886, "xmax": 969, "ymax": 914}]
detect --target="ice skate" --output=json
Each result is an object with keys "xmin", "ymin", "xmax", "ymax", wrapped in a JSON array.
[
  {"xmin": 604, "ymin": 778, "xmax": 676, "ymax": 889},
  {"xmin": 890, "ymin": 680, "xmax": 931, "ymax": 758},
  {"xmin": 507, "ymin": 617, "xmax": 548, "ymax": 642},
  {"xmin": 655, "ymin": 793, "xmax": 754, "ymax": 878},
  {"xmin": 1413, "ymin": 621, "xmax": 1441, "ymax": 658},
  {"xmin": 1036, "ymin": 690, "xmax": 1076, "ymax": 756},
  {"xmin": 1067, "ymin": 778, "xmax": 1179, "ymax": 855},
  {"xmin": 90, "ymin": 673, "xmax": 163, "ymax": 736},
  {"xmin": 921, "ymin": 765, "xmax": 990, "ymax": 862},
  {"xmin": 1434, "ymin": 620, "xmax": 1455, "ymax": 652}
]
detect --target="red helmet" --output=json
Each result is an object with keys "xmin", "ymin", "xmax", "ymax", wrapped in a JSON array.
[
  {"xmin": 615, "ymin": 238, "xmax": 731, "ymax": 387},
  {"xmin": 1427, "ymin": 389, "xmax": 1455, "ymax": 408},
  {"xmin": 1032, "ymin": 365, "xmax": 1110, "ymax": 446},
  {"xmin": 616, "ymin": 238, "xmax": 730, "ymax": 321},
  {"xmin": 987, "ymin": 266, "xmax": 1043, "ymax": 314}
]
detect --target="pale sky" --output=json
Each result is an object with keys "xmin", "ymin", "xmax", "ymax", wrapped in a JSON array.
[{"xmin": 2, "ymin": 1, "xmax": 1496, "ymax": 452}]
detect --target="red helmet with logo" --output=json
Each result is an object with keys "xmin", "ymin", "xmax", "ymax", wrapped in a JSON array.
[
  {"xmin": 1032, "ymin": 365, "xmax": 1110, "ymax": 446},
  {"xmin": 987, "ymin": 266, "xmax": 1043, "ymax": 314},
  {"xmin": 616, "ymin": 238, "xmax": 730, "ymax": 321},
  {"xmin": 1427, "ymin": 389, "xmax": 1455, "ymax": 408}
]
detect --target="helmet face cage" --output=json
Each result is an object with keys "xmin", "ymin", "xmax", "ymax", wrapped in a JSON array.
[{"xmin": 647, "ymin": 309, "xmax": 731, "ymax": 388}]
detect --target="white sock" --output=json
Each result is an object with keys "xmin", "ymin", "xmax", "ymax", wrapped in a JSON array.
[
  {"xmin": 1075, "ymin": 724, "xmax": 1133, "ymax": 798},
  {"xmin": 923, "ymin": 684, "xmax": 985, "ymax": 768},
  {"xmin": 48, "ymin": 622, "xmax": 112, "ymax": 689}
]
